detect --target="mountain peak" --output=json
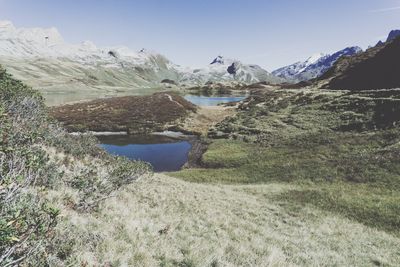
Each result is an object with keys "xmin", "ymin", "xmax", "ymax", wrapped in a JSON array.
[
  {"xmin": 210, "ymin": 55, "xmax": 224, "ymax": 65},
  {"xmin": 81, "ymin": 41, "xmax": 97, "ymax": 50},
  {"xmin": 387, "ymin": 30, "xmax": 400, "ymax": 42},
  {"xmin": 0, "ymin": 20, "xmax": 169, "ymax": 65},
  {"xmin": 0, "ymin": 21, "xmax": 65, "ymax": 45},
  {"xmin": 331, "ymin": 46, "xmax": 362, "ymax": 58},
  {"xmin": 376, "ymin": 40, "xmax": 384, "ymax": 47},
  {"xmin": 272, "ymin": 46, "xmax": 362, "ymax": 82},
  {"xmin": 306, "ymin": 53, "xmax": 326, "ymax": 64},
  {"xmin": 0, "ymin": 20, "xmax": 15, "ymax": 31},
  {"xmin": 318, "ymin": 36, "xmax": 400, "ymax": 90},
  {"xmin": 343, "ymin": 46, "xmax": 362, "ymax": 53}
]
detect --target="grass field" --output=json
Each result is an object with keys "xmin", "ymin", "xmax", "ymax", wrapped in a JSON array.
[
  {"xmin": 172, "ymin": 89, "xmax": 400, "ymax": 241},
  {"xmin": 3, "ymin": 62, "xmax": 400, "ymax": 266},
  {"xmin": 65, "ymin": 174, "xmax": 400, "ymax": 266}
]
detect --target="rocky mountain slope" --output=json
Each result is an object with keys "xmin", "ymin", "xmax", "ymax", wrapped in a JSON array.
[
  {"xmin": 375, "ymin": 29, "xmax": 400, "ymax": 47},
  {"xmin": 179, "ymin": 55, "xmax": 283, "ymax": 85},
  {"xmin": 0, "ymin": 21, "xmax": 180, "ymax": 92},
  {"xmin": 0, "ymin": 21, "xmax": 282, "ymax": 97},
  {"xmin": 386, "ymin": 30, "xmax": 400, "ymax": 42},
  {"xmin": 317, "ymin": 35, "xmax": 400, "ymax": 90},
  {"xmin": 272, "ymin": 47, "xmax": 362, "ymax": 82}
]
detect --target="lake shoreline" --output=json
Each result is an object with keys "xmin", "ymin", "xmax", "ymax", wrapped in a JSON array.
[{"xmin": 53, "ymin": 90, "xmax": 246, "ymax": 172}]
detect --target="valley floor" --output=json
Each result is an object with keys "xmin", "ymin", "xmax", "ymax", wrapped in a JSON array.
[
  {"xmin": 71, "ymin": 174, "xmax": 400, "ymax": 266},
  {"xmin": 64, "ymin": 88, "xmax": 400, "ymax": 267}
]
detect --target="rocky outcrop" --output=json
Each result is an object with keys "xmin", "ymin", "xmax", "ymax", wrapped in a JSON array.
[{"xmin": 387, "ymin": 30, "xmax": 400, "ymax": 42}]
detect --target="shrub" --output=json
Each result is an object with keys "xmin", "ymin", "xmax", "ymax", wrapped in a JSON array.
[{"xmin": 0, "ymin": 66, "xmax": 150, "ymax": 264}]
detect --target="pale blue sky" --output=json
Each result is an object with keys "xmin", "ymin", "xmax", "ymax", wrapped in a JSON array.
[{"xmin": 0, "ymin": 0, "xmax": 399, "ymax": 70}]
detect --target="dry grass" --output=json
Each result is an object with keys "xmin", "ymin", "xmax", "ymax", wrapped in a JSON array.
[
  {"xmin": 64, "ymin": 174, "xmax": 400, "ymax": 266},
  {"xmin": 183, "ymin": 105, "xmax": 236, "ymax": 136}
]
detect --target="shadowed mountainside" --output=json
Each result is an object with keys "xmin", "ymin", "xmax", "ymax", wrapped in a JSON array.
[{"xmin": 318, "ymin": 36, "xmax": 400, "ymax": 90}]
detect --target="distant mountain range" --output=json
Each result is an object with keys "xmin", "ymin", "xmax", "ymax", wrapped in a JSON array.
[
  {"xmin": 272, "ymin": 47, "xmax": 363, "ymax": 82},
  {"xmin": 180, "ymin": 55, "xmax": 283, "ymax": 85},
  {"xmin": 0, "ymin": 20, "xmax": 281, "ymax": 93},
  {"xmin": 0, "ymin": 20, "xmax": 399, "ymax": 93}
]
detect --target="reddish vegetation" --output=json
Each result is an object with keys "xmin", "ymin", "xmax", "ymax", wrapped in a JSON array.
[{"xmin": 50, "ymin": 92, "xmax": 197, "ymax": 134}]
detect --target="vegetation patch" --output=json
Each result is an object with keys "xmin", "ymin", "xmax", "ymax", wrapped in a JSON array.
[
  {"xmin": 0, "ymin": 66, "xmax": 150, "ymax": 265},
  {"xmin": 201, "ymin": 139, "xmax": 253, "ymax": 167},
  {"xmin": 278, "ymin": 184, "xmax": 400, "ymax": 236},
  {"xmin": 173, "ymin": 88, "xmax": 400, "ymax": 236},
  {"xmin": 51, "ymin": 92, "xmax": 197, "ymax": 134}
]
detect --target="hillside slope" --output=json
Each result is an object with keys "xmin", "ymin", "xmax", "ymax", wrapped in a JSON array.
[
  {"xmin": 0, "ymin": 21, "xmax": 180, "ymax": 96},
  {"xmin": 318, "ymin": 36, "xmax": 400, "ymax": 90},
  {"xmin": 65, "ymin": 173, "xmax": 400, "ymax": 266},
  {"xmin": 0, "ymin": 66, "xmax": 150, "ymax": 265},
  {"xmin": 177, "ymin": 88, "xmax": 400, "ymax": 239},
  {"xmin": 2, "ymin": 66, "xmax": 400, "ymax": 266}
]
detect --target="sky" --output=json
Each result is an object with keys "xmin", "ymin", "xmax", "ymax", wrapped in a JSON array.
[{"xmin": 0, "ymin": 0, "xmax": 399, "ymax": 70}]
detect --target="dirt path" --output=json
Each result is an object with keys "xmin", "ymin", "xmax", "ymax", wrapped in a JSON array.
[{"xmin": 183, "ymin": 105, "xmax": 236, "ymax": 135}]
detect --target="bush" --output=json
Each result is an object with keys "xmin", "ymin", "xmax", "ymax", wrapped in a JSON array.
[{"xmin": 0, "ymin": 66, "xmax": 151, "ymax": 264}]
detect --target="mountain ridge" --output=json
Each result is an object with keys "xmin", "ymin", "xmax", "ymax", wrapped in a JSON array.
[
  {"xmin": 317, "ymin": 35, "xmax": 400, "ymax": 90},
  {"xmin": 386, "ymin": 30, "xmax": 400, "ymax": 42},
  {"xmin": 272, "ymin": 47, "xmax": 362, "ymax": 82},
  {"xmin": 179, "ymin": 55, "xmax": 283, "ymax": 85},
  {"xmin": 0, "ymin": 21, "xmax": 282, "ymax": 92}
]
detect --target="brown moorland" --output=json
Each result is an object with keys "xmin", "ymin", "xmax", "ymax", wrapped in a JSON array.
[{"xmin": 50, "ymin": 92, "xmax": 197, "ymax": 134}]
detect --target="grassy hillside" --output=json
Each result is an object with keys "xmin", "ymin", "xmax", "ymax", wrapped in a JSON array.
[
  {"xmin": 173, "ymin": 88, "xmax": 400, "ymax": 236},
  {"xmin": 0, "ymin": 67, "xmax": 150, "ymax": 265},
  {"xmin": 1, "ymin": 55, "xmax": 179, "ymax": 92},
  {"xmin": 66, "ymin": 174, "xmax": 400, "ymax": 266},
  {"xmin": 2, "ymin": 65, "xmax": 400, "ymax": 266}
]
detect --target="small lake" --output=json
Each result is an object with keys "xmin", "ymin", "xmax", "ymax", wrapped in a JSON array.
[
  {"xmin": 184, "ymin": 95, "xmax": 246, "ymax": 106},
  {"xmin": 98, "ymin": 135, "xmax": 192, "ymax": 172}
]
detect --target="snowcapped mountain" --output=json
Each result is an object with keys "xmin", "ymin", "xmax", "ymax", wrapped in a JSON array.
[
  {"xmin": 0, "ymin": 21, "xmax": 284, "ymax": 97},
  {"xmin": 179, "ymin": 55, "xmax": 283, "ymax": 85},
  {"xmin": 0, "ymin": 20, "xmax": 181, "ymax": 93},
  {"xmin": 271, "ymin": 53, "xmax": 326, "ymax": 82},
  {"xmin": 0, "ymin": 20, "xmax": 174, "ymax": 67},
  {"xmin": 272, "ymin": 47, "xmax": 363, "ymax": 82}
]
